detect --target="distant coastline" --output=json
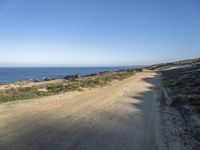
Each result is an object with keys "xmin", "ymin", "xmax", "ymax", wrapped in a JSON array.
[{"xmin": 0, "ymin": 66, "xmax": 143, "ymax": 85}]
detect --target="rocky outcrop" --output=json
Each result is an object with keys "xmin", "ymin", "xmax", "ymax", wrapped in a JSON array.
[{"xmin": 64, "ymin": 74, "xmax": 81, "ymax": 80}]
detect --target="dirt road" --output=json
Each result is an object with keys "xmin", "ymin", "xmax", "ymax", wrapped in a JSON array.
[{"xmin": 0, "ymin": 71, "xmax": 164, "ymax": 150}]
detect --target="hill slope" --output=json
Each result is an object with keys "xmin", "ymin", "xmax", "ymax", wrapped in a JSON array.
[{"xmin": 151, "ymin": 58, "xmax": 200, "ymax": 143}]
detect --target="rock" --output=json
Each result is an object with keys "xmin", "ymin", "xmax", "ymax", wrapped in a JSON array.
[
  {"xmin": 32, "ymin": 79, "xmax": 39, "ymax": 82},
  {"xmin": 43, "ymin": 77, "xmax": 51, "ymax": 81},
  {"xmin": 64, "ymin": 74, "xmax": 81, "ymax": 80},
  {"xmin": 84, "ymin": 73, "xmax": 100, "ymax": 77},
  {"xmin": 74, "ymin": 74, "xmax": 81, "ymax": 78},
  {"xmin": 64, "ymin": 75, "xmax": 74, "ymax": 80}
]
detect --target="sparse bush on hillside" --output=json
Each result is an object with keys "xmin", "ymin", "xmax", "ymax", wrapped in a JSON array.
[
  {"xmin": 161, "ymin": 64, "xmax": 200, "ymax": 112},
  {"xmin": 161, "ymin": 64, "xmax": 200, "ymax": 142}
]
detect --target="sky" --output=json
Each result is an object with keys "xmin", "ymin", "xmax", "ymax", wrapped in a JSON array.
[{"xmin": 0, "ymin": 0, "xmax": 200, "ymax": 67}]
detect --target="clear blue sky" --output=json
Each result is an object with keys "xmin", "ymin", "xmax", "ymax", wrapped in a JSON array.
[{"xmin": 0, "ymin": 0, "xmax": 200, "ymax": 67}]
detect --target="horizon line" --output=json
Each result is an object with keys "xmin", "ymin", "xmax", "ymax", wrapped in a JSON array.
[{"xmin": 0, "ymin": 65, "xmax": 146, "ymax": 68}]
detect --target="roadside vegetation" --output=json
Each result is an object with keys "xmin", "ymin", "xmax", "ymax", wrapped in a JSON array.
[
  {"xmin": 160, "ymin": 63, "xmax": 200, "ymax": 142},
  {"xmin": 0, "ymin": 69, "xmax": 140, "ymax": 103},
  {"xmin": 149, "ymin": 58, "xmax": 200, "ymax": 70},
  {"xmin": 161, "ymin": 64, "xmax": 200, "ymax": 113}
]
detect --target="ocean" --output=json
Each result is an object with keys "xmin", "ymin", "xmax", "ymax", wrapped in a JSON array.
[{"xmin": 0, "ymin": 67, "xmax": 137, "ymax": 84}]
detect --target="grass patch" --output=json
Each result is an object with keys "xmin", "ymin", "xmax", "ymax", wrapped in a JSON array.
[{"xmin": 0, "ymin": 87, "xmax": 50, "ymax": 103}]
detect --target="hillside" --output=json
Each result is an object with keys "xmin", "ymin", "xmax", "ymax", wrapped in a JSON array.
[
  {"xmin": 149, "ymin": 58, "xmax": 200, "ymax": 71},
  {"xmin": 151, "ymin": 58, "xmax": 200, "ymax": 143}
]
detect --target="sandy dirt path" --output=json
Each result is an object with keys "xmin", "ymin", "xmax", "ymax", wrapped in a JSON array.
[{"xmin": 0, "ymin": 71, "xmax": 163, "ymax": 150}]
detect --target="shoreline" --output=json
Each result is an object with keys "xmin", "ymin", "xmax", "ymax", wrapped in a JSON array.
[
  {"xmin": 0, "ymin": 68, "xmax": 142, "ymax": 103},
  {"xmin": 0, "ymin": 66, "xmax": 143, "ymax": 86}
]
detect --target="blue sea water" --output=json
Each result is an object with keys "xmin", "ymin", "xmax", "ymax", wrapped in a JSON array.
[{"xmin": 0, "ymin": 67, "xmax": 137, "ymax": 84}]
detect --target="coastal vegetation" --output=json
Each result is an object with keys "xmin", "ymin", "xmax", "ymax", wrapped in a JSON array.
[
  {"xmin": 149, "ymin": 58, "xmax": 200, "ymax": 71},
  {"xmin": 150, "ymin": 58, "xmax": 200, "ymax": 142},
  {"xmin": 0, "ymin": 69, "xmax": 140, "ymax": 103},
  {"xmin": 149, "ymin": 58, "xmax": 200, "ymax": 113},
  {"xmin": 160, "ymin": 64, "xmax": 200, "ymax": 113}
]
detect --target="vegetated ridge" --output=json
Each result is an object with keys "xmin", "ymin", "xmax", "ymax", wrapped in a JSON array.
[{"xmin": 150, "ymin": 57, "xmax": 200, "ymax": 142}]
